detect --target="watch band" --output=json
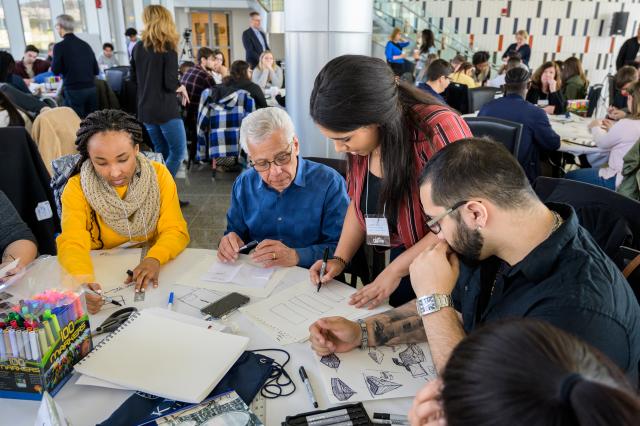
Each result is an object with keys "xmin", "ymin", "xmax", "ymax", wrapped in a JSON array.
[
  {"xmin": 416, "ymin": 294, "xmax": 453, "ymax": 316},
  {"xmin": 357, "ymin": 319, "xmax": 368, "ymax": 350}
]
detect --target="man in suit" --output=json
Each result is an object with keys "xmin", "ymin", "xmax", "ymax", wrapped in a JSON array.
[
  {"xmin": 478, "ymin": 67, "xmax": 560, "ymax": 182},
  {"xmin": 242, "ymin": 11, "xmax": 269, "ymax": 68}
]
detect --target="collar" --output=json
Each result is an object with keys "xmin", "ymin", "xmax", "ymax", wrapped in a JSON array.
[
  {"xmin": 63, "ymin": 33, "xmax": 75, "ymax": 39},
  {"xmin": 504, "ymin": 93, "xmax": 525, "ymax": 100},
  {"xmin": 506, "ymin": 203, "xmax": 578, "ymax": 282},
  {"xmin": 256, "ymin": 155, "xmax": 306, "ymax": 191}
]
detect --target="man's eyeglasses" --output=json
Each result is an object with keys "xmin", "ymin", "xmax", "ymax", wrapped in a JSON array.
[
  {"xmin": 250, "ymin": 143, "xmax": 294, "ymax": 172},
  {"xmin": 425, "ymin": 200, "xmax": 468, "ymax": 234}
]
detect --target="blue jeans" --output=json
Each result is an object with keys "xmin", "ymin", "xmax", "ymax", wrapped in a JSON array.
[
  {"xmin": 63, "ymin": 86, "xmax": 97, "ymax": 118},
  {"xmin": 565, "ymin": 168, "xmax": 616, "ymax": 190},
  {"xmin": 144, "ymin": 118, "xmax": 187, "ymax": 177}
]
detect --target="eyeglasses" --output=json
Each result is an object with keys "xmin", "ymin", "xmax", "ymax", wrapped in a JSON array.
[
  {"xmin": 425, "ymin": 200, "xmax": 468, "ymax": 234},
  {"xmin": 250, "ymin": 143, "xmax": 294, "ymax": 172}
]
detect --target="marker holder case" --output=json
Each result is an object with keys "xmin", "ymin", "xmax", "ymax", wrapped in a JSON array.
[{"xmin": 282, "ymin": 402, "xmax": 372, "ymax": 425}]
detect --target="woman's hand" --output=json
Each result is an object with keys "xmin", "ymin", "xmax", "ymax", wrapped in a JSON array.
[
  {"xmin": 409, "ymin": 379, "xmax": 446, "ymax": 426},
  {"xmin": 0, "ymin": 260, "xmax": 24, "ymax": 283},
  {"xmin": 85, "ymin": 282, "xmax": 103, "ymax": 314},
  {"xmin": 547, "ymin": 78, "xmax": 557, "ymax": 93},
  {"xmin": 588, "ymin": 119, "xmax": 602, "ymax": 129},
  {"xmin": 127, "ymin": 257, "xmax": 160, "ymax": 293},
  {"xmin": 349, "ymin": 267, "xmax": 402, "ymax": 309},
  {"xmin": 176, "ymin": 85, "xmax": 189, "ymax": 106},
  {"xmin": 542, "ymin": 105, "xmax": 555, "ymax": 114},
  {"xmin": 310, "ymin": 258, "xmax": 346, "ymax": 285}
]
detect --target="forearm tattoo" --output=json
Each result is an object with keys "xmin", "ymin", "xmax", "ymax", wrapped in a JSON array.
[{"xmin": 366, "ymin": 300, "xmax": 426, "ymax": 347}]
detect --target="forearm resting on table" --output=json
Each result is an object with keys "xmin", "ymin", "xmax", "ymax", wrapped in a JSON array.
[
  {"xmin": 363, "ymin": 300, "xmax": 427, "ymax": 347},
  {"xmin": 3, "ymin": 239, "xmax": 37, "ymax": 266}
]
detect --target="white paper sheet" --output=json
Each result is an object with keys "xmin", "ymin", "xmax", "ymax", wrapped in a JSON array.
[
  {"xmin": 240, "ymin": 280, "xmax": 388, "ymax": 345},
  {"xmin": 91, "ymin": 248, "xmax": 142, "ymax": 293},
  {"xmin": 202, "ymin": 262, "xmax": 275, "ymax": 288},
  {"xmin": 314, "ymin": 343, "xmax": 437, "ymax": 404},
  {"xmin": 0, "ymin": 258, "xmax": 20, "ymax": 279}
]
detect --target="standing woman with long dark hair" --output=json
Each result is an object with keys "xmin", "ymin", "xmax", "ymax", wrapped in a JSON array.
[
  {"xmin": 130, "ymin": 5, "xmax": 190, "ymax": 204},
  {"xmin": 414, "ymin": 29, "xmax": 436, "ymax": 82},
  {"xmin": 309, "ymin": 55, "xmax": 472, "ymax": 308}
]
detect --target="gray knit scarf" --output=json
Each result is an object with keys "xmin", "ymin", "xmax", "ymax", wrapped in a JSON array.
[{"xmin": 80, "ymin": 153, "xmax": 160, "ymax": 239}]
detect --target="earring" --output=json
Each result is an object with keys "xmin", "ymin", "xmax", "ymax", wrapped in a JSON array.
[{"xmin": 477, "ymin": 226, "xmax": 482, "ymax": 231}]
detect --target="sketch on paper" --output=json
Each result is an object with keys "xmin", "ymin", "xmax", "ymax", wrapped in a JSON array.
[
  {"xmin": 331, "ymin": 378, "xmax": 356, "ymax": 401},
  {"xmin": 368, "ymin": 348, "xmax": 384, "ymax": 364},
  {"xmin": 392, "ymin": 343, "xmax": 433, "ymax": 379},
  {"xmin": 364, "ymin": 374, "xmax": 402, "ymax": 397},
  {"xmin": 320, "ymin": 353, "xmax": 341, "ymax": 370}
]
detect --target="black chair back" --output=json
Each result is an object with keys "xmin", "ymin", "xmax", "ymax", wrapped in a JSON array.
[
  {"xmin": 305, "ymin": 156, "xmax": 347, "ymax": 178},
  {"xmin": 586, "ymin": 84, "xmax": 602, "ymax": 117},
  {"xmin": 105, "ymin": 68, "xmax": 126, "ymax": 95},
  {"xmin": 464, "ymin": 116, "xmax": 523, "ymax": 159},
  {"xmin": 443, "ymin": 82, "xmax": 469, "ymax": 114},
  {"xmin": 467, "ymin": 87, "xmax": 500, "ymax": 112}
]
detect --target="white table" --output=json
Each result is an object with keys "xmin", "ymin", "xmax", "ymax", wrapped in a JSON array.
[
  {"xmin": 548, "ymin": 114, "xmax": 607, "ymax": 156},
  {"xmin": 2, "ymin": 249, "xmax": 411, "ymax": 426}
]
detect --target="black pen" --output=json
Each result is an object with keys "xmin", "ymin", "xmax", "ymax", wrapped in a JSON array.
[
  {"xmin": 299, "ymin": 366, "xmax": 319, "ymax": 408},
  {"xmin": 317, "ymin": 248, "xmax": 329, "ymax": 292},
  {"xmin": 238, "ymin": 240, "xmax": 259, "ymax": 252},
  {"xmin": 126, "ymin": 269, "xmax": 134, "ymax": 278}
]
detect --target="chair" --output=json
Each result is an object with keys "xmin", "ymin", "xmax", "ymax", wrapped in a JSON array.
[
  {"xmin": 586, "ymin": 84, "xmax": 602, "ymax": 117},
  {"xmin": 104, "ymin": 66, "xmax": 130, "ymax": 96},
  {"xmin": 464, "ymin": 116, "xmax": 523, "ymax": 158},
  {"xmin": 305, "ymin": 157, "xmax": 347, "ymax": 178},
  {"xmin": 443, "ymin": 82, "xmax": 469, "ymax": 114},
  {"xmin": 467, "ymin": 87, "xmax": 500, "ymax": 112},
  {"xmin": 31, "ymin": 107, "xmax": 81, "ymax": 175}
]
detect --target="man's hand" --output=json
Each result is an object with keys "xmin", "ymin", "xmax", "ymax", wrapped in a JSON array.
[
  {"xmin": 218, "ymin": 232, "xmax": 245, "ymax": 263},
  {"xmin": 85, "ymin": 282, "xmax": 103, "ymax": 314},
  {"xmin": 251, "ymin": 239, "xmax": 299, "ymax": 267},
  {"xmin": 349, "ymin": 267, "xmax": 402, "ymax": 309},
  {"xmin": 409, "ymin": 379, "xmax": 446, "ymax": 426},
  {"xmin": 127, "ymin": 257, "xmax": 160, "ymax": 293},
  {"xmin": 309, "ymin": 317, "xmax": 361, "ymax": 355},
  {"xmin": 409, "ymin": 241, "xmax": 459, "ymax": 298}
]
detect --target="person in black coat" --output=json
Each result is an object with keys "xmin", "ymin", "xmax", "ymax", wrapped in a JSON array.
[
  {"xmin": 616, "ymin": 26, "xmax": 640, "ymax": 70},
  {"xmin": 242, "ymin": 12, "xmax": 269, "ymax": 68},
  {"xmin": 215, "ymin": 60, "xmax": 267, "ymax": 109}
]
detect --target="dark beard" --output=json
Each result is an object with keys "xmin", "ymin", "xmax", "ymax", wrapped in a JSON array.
[{"xmin": 451, "ymin": 219, "xmax": 484, "ymax": 266}]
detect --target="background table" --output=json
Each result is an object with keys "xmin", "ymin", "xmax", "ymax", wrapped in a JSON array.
[{"xmin": 2, "ymin": 249, "xmax": 412, "ymax": 426}]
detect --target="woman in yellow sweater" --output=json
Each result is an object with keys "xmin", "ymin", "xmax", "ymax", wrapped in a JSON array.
[{"xmin": 57, "ymin": 110, "xmax": 189, "ymax": 313}]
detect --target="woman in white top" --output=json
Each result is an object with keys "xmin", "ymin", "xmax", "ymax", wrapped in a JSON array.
[
  {"xmin": 251, "ymin": 50, "xmax": 283, "ymax": 89},
  {"xmin": 566, "ymin": 81, "xmax": 640, "ymax": 190},
  {"xmin": 211, "ymin": 49, "xmax": 229, "ymax": 85}
]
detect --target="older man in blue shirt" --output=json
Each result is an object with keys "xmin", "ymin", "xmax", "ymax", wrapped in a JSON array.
[{"xmin": 218, "ymin": 107, "xmax": 349, "ymax": 268}]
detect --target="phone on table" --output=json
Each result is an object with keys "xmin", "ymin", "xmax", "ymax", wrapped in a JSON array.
[{"xmin": 200, "ymin": 292, "xmax": 250, "ymax": 319}]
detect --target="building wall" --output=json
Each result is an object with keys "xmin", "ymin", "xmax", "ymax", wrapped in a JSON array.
[{"xmin": 411, "ymin": 0, "xmax": 640, "ymax": 84}]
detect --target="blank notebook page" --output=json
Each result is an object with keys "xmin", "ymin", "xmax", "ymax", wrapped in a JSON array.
[{"xmin": 75, "ymin": 310, "xmax": 248, "ymax": 403}]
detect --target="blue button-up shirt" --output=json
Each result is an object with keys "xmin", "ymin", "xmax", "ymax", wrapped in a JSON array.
[
  {"xmin": 225, "ymin": 157, "xmax": 349, "ymax": 268},
  {"xmin": 251, "ymin": 27, "xmax": 267, "ymax": 51}
]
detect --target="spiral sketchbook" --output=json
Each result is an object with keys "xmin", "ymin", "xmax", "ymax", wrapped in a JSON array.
[{"xmin": 74, "ymin": 310, "xmax": 249, "ymax": 404}]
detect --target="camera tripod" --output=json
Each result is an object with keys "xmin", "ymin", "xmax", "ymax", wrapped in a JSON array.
[{"xmin": 179, "ymin": 33, "xmax": 195, "ymax": 63}]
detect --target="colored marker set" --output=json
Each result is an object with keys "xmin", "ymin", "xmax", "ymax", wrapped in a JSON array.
[
  {"xmin": 283, "ymin": 402, "xmax": 372, "ymax": 426},
  {"xmin": 0, "ymin": 289, "xmax": 93, "ymax": 400}
]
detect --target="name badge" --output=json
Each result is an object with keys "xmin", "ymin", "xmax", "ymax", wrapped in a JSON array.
[{"xmin": 365, "ymin": 215, "xmax": 391, "ymax": 247}]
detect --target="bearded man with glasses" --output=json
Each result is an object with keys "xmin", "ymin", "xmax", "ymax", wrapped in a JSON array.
[{"xmin": 217, "ymin": 107, "xmax": 349, "ymax": 268}]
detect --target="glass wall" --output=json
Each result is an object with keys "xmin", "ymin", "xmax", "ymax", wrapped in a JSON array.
[
  {"xmin": 19, "ymin": 0, "xmax": 54, "ymax": 51},
  {"xmin": 63, "ymin": 0, "xmax": 87, "ymax": 33},
  {"xmin": 190, "ymin": 11, "xmax": 231, "ymax": 65},
  {"xmin": 122, "ymin": 0, "xmax": 136, "ymax": 31},
  {"xmin": 0, "ymin": 7, "xmax": 9, "ymax": 49}
]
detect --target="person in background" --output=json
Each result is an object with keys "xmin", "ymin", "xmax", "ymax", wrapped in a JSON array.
[
  {"xmin": 98, "ymin": 43, "xmax": 119, "ymax": 70},
  {"xmin": 472, "ymin": 51, "xmax": 491, "ymax": 86},
  {"xmin": 180, "ymin": 47, "xmax": 216, "ymax": 164},
  {"xmin": 178, "ymin": 61, "xmax": 194, "ymax": 77},
  {"xmin": 14, "ymin": 45, "xmax": 50, "ymax": 82},
  {"xmin": 409, "ymin": 319, "xmax": 640, "ymax": 426},
  {"xmin": 211, "ymin": 49, "xmax": 229, "ymax": 85},
  {"xmin": 607, "ymin": 65, "xmax": 639, "ymax": 121},
  {"xmin": 46, "ymin": 42, "xmax": 55, "ymax": 63},
  {"xmin": 51, "ymin": 14, "xmax": 99, "ymax": 118},
  {"xmin": 487, "ymin": 55, "xmax": 523, "ymax": 88},
  {"xmin": 449, "ymin": 61, "xmax": 477, "ymax": 88},
  {"xmin": 57, "ymin": 110, "xmax": 189, "ymax": 314},
  {"xmin": 561, "ymin": 57, "xmax": 589, "ymax": 100},
  {"xmin": 566, "ymin": 81, "xmax": 640, "ymax": 191},
  {"xmin": 417, "ymin": 59, "xmax": 453, "ymax": 104},
  {"xmin": 0, "ymin": 52, "xmax": 31, "ymax": 93},
  {"xmin": 501, "ymin": 30, "xmax": 531, "ymax": 66},
  {"xmin": 414, "ymin": 29, "xmax": 436, "ymax": 82},
  {"xmin": 219, "ymin": 107, "xmax": 349, "ymax": 269},
  {"xmin": 130, "ymin": 5, "xmax": 190, "ymax": 206},
  {"xmin": 242, "ymin": 11, "xmax": 269, "ymax": 69},
  {"xmin": 251, "ymin": 50, "xmax": 283, "ymax": 90},
  {"xmin": 0, "ymin": 91, "xmax": 31, "ymax": 133},
  {"xmin": 479, "ymin": 67, "xmax": 560, "ymax": 182},
  {"xmin": 616, "ymin": 25, "xmax": 640, "ymax": 70},
  {"xmin": 0, "ymin": 191, "xmax": 37, "ymax": 283},
  {"xmin": 216, "ymin": 60, "xmax": 267, "ymax": 109},
  {"xmin": 308, "ymin": 55, "xmax": 471, "ymax": 308},
  {"xmin": 526, "ymin": 61, "xmax": 566, "ymax": 114},
  {"xmin": 125, "ymin": 27, "xmax": 139, "ymax": 59},
  {"xmin": 385, "ymin": 27, "xmax": 412, "ymax": 77}
]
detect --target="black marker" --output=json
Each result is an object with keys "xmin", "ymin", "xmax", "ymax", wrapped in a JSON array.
[
  {"xmin": 299, "ymin": 366, "xmax": 319, "ymax": 408},
  {"xmin": 126, "ymin": 270, "xmax": 134, "ymax": 278},
  {"xmin": 317, "ymin": 248, "xmax": 329, "ymax": 292}
]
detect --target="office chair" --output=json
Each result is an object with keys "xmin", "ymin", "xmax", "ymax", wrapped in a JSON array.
[
  {"xmin": 467, "ymin": 87, "xmax": 500, "ymax": 112},
  {"xmin": 464, "ymin": 116, "xmax": 523, "ymax": 159},
  {"xmin": 443, "ymin": 82, "xmax": 469, "ymax": 114}
]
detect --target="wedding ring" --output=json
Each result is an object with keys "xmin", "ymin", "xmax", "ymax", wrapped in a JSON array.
[{"xmin": 272, "ymin": 252, "xmax": 277, "ymax": 260}]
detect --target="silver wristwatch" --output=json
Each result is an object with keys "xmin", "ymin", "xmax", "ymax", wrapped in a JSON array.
[{"xmin": 416, "ymin": 294, "xmax": 453, "ymax": 316}]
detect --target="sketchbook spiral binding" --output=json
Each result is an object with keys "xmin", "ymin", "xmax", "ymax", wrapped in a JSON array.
[{"xmin": 75, "ymin": 311, "xmax": 141, "ymax": 366}]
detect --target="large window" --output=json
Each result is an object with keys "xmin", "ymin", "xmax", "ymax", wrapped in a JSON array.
[
  {"xmin": 19, "ymin": 0, "xmax": 54, "ymax": 51},
  {"xmin": 63, "ymin": 0, "xmax": 87, "ymax": 33},
  {"xmin": 122, "ymin": 0, "xmax": 136, "ymax": 31},
  {"xmin": 0, "ymin": 7, "xmax": 9, "ymax": 49}
]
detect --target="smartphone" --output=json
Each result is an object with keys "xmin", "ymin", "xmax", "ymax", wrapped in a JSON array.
[{"xmin": 200, "ymin": 292, "xmax": 250, "ymax": 318}]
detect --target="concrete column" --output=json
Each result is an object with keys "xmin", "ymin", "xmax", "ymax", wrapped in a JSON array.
[{"xmin": 284, "ymin": 0, "xmax": 373, "ymax": 158}]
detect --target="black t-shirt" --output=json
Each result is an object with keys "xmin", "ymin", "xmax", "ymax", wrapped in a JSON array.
[
  {"xmin": 359, "ymin": 171, "xmax": 397, "ymax": 234},
  {"xmin": 452, "ymin": 203, "xmax": 640, "ymax": 385}
]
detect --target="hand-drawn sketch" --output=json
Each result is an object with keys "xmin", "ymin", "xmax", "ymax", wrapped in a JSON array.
[
  {"xmin": 392, "ymin": 343, "xmax": 430, "ymax": 379},
  {"xmin": 364, "ymin": 375, "xmax": 402, "ymax": 397},
  {"xmin": 320, "ymin": 353, "xmax": 341, "ymax": 370},
  {"xmin": 368, "ymin": 347, "xmax": 384, "ymax": 364},
  {"xmin": 331, "ymin": 377, "xmax": 356, "ymax": 401}
]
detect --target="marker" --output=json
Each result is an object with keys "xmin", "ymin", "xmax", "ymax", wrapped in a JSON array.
[
  {"xmin": 8, "ymin": 329, "xmax": 18, "ymax": 357},
  {"xmin": 37, "ymin": 328, "xmax": 49, "ymax": 355},
  {"xmin": 83, "ymin": 286, "xmax": 122, "ymax": 307},
  {"xmin": 298, "ymin": 366, "xmax": 319, "ymax": 408},
  {"xmin": 317, "ymin": 248, "xmax": 329, "ymax": 292},
  {"xmin": 167, "ymin": 292, "xmax": 174, "ymax": 311},
  {"xmin": 0, "ymin": 330, "xmax": 6, "ymax": 360},
  {"xmin": 21, "ymin": 330, "xmax": 32, "ymax": 360},
  {"xmin": 42, "ymin": 320, "xmax": 55, "ymax": 346},
  {"xmin": 373, "ymin": 413, "xmax": 409, "ymax": 424},
  {"xmin": 28, "ymin": 330, "xmax": 40, "ymax": 361},
  {"xmin": 238, "ymin": 240, "xmax": 259, "ymax": 252},
  {"xmin": 126, "ymin": 270, "xmax": 134, "ymax": 279}
]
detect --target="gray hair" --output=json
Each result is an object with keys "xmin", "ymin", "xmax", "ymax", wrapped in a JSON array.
[
  {"xmin": 56, "ymin": 14, "xmax": 75, "ymax": 32},
  {"xmin": 240, "ymin": 107, "xmax": 296, "ymax": 152}
]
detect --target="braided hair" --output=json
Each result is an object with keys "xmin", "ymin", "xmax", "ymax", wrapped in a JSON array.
[{"xmin": 72, "ymin": 109, "xmax": 144, "ymax": 249}]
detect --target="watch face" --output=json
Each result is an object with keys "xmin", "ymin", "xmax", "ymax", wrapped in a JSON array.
[{"xmin": 425, "ymin": 298, "xmax": 437, "ymax": 311}]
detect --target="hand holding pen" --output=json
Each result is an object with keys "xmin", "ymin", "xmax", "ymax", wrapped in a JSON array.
[
  {"xmin": 217, "ymin": 232, "xmax": 251, "ymax": 263},
  {"xmin": 82, "ymin": 283, "xmax": 122, "ymax": 314}
]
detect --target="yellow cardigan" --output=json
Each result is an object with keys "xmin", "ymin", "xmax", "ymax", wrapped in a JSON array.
[{"xmin": 56, "ymin": 161, "xmax": 190, "ymax": 283}]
